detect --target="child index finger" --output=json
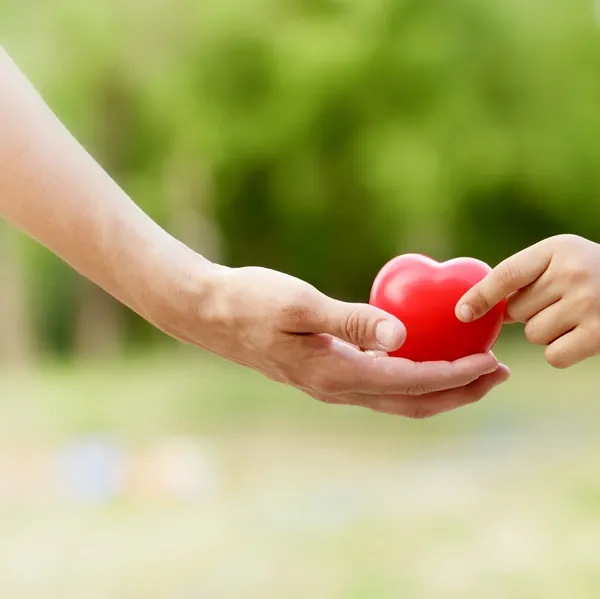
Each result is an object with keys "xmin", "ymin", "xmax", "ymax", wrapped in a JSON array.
[{"xmin": 455, "ymin": 244, "xmax": 553, "ymax": 322}]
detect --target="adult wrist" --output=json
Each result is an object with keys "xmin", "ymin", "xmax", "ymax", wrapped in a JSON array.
[{"xmin": 131, "ymin": 232, "xmax": 223, "ymax": 345}]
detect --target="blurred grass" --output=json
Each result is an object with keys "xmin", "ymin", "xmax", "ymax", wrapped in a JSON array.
[
  {"xmin": 0, "ymin": 340, "xmax": 599, "ymax": 597},
  {"xmin": 1, "ymin": 337, "xmax": 599, "ymax": 441}
]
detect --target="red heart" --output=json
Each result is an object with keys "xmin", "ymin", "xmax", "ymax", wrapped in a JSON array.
[{"xmin": 370, "ymin": 254, "xmax": 505, "ymax": 362}]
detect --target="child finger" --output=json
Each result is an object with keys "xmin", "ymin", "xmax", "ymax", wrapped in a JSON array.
[
  {"xmin": 545, "ymin": 327, "xmax": 599, "ymax": 369},
  {"xmin": 506, "ymin": 276, "xmax": 561, "ymax": 323},
  {"xmin": 523, "ymin": 301, "xmax": 577, "ymax": 346}
]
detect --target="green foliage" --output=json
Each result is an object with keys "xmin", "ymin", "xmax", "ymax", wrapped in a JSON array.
[{"xmin": 2, "ymin": 0, "xmax": 600, "ymax": 353}]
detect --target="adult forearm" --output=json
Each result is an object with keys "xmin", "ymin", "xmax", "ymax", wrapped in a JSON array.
[{"xmin": 0, "ymin": 48, "xmax": 214, "ymax": 328}]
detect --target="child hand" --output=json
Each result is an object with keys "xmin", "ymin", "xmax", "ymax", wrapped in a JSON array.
[{"xmin": 455, "ymin": 235, "xmax": 600, "ymax": 368}]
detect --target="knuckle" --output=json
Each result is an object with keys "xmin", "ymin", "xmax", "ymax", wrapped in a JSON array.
[
  {"xmin": 402, "ymin": 362, "xmax": 440, "ymax": 395},
  {"xmin": 564, "ymin": 263, "xmax": 589, "ymax": 286},
  {"xmin": 524, "ymin": 320, "xmax": 548, "ymax": 346},
  {"xmin": 553, "ymin": 233, "xmax": 583, "ymax": 248},
  {"xmin": 586, "ymin": 318, "xmax": 600, "ymax": 340},
  {"xmin": 545, "ymin": 347, "xmax": 570, "ymax": 369},
  {"xmin": 575, "ymin": 289, "xmax": 600, "ymax": 314},
  {"xmin": 554, "ymin": 237, "xmax": 594, "ymax": 281},
  {"xmin": 404, "ymin": 381, "xmax": 429, "ymax": 396},
  {"xmin": 472, "ymin": 286, "xmax": 492, "ymax": 311},
  {"xmin": 278, "ymin": 288, "xmax": 316, "ymax": 329},
  {"xmin": 506, "ymin": 302, "xmax": 524, "ymax": 323},
  {"xmin": 581, "ymin": 324, "xmax": 600, "ymax": 357},
  {"xmin": 341, "ymin": 306, "xmax": 369, "ymax": 345},
  {"xmin": 498, "ymin": 264, "xmax": 520, "ymax": 292}
]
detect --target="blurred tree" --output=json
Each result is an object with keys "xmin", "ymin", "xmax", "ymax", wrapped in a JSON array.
[{"xmin": 2, "ymin": 0, "xmax": 600, "ymax": 357}]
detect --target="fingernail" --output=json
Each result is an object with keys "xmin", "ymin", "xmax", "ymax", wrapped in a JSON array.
[
  {"xmin": 376, "ymin": 320, "xmax": 399, "ymax": 349},
  {"xmin": 457, "ymin": 304, "xmax": 474, "ymax": 322}
]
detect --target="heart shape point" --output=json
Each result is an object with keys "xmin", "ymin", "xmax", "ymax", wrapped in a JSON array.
[{"xmin": 370, "ymin": 254, "xmax": 505, "ymax": 362}]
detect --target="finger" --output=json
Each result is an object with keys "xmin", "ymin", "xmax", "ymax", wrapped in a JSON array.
[
  {"xmin": 306, "ymin": 338, "xmax": 500, "ymax": 395},
  {"xmin": 299, "ymin": 294, "xmax": 407, "ymax": 353},
  {"xmin": 545, "ymin": 327, "xmax": 599, "ymax": 369},
  {"xmin": 506, "ymin": 276, "xmax": 560, "ymax": 323},
  {"xmin": 523, "ymin": 301, "xmax": 575, "ymax": 346},
  {"xmin": 502, "ymin": 293, "xmax": 518, "ymax": 323},
  {"xmin": 396, "ymin": 365, "xmax": 510, "ymax": 417},
  {"xmin": 313, "ymin": 365, "xmax": 510, "ymax": 418},
  {"xmin": 364, "ymin": 352, "xmax": 501, "ymax": 395},
  {"xmin": 456, "ymin": 242, "xmax": 553, "ymax": 323}
]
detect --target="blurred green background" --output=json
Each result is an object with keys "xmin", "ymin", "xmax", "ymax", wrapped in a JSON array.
[{"xmin": 2, "ymin": 0, "xmax": 600, "ymax": 596}]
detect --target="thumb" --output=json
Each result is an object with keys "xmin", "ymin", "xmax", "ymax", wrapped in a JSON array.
[{"xmin": 312, "ymin": 298, "xmax": 407, "ymax": 352}]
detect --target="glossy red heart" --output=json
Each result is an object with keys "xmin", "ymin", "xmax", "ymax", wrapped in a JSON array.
[{"xmin": 370, "ymin": 254, "xmax": 505, "ymax": 362}]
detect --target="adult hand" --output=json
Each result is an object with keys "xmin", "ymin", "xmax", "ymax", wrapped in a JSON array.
[{"xmin": 157, "ymin": 264, "xmax": 510, "ymax": 418}]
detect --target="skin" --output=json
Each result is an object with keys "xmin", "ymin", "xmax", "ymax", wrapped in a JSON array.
[
  {"xmin": 0, "ymin": 48, "xmax": 509, "ymax": 418},
  {"xmin": 456, "ymin": 234, "xmax": 600, "ymax": 369}
]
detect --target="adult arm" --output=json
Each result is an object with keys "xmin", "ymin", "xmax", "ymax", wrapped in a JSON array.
[{"xmin": 0, "ymin": 48, "xmax": 508, "ymax": 417}]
